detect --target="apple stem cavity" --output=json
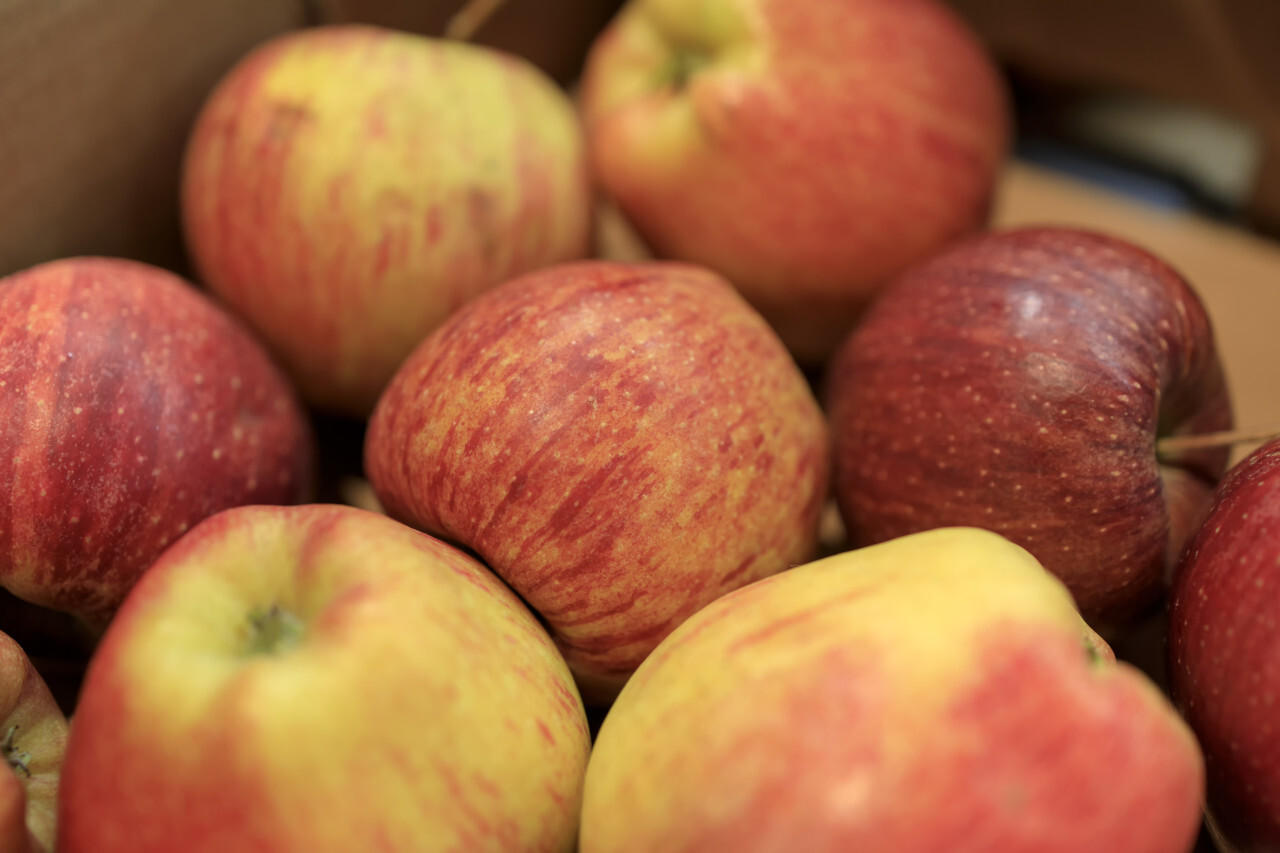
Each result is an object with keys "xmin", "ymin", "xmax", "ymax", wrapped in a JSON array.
[
  {"xmin": 1156, "ymin": 424, "xmax": 1280, "ymax": 459},
  {"xmin": 1083, "ymin": 638, "xmax": 1106, "ymax": 668},
  {"xmin": 443, "ymin": 0, "xmax": 507, "ymax": 41},
  {"xmin": 2, "ymin": 726, "xmax": 31, "ymax": 778},
  {"xmin": 246, "ymin": 605, "xmax": 306, "ymax": 657},
  {"xmin": 661, "ymin": 47, "xmax": 710, "ymax": 91}
]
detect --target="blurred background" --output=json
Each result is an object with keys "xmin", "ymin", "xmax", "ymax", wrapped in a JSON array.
[{"xmin": 2, "ymin": 0, "xmax": 1279, "ymax": 277}]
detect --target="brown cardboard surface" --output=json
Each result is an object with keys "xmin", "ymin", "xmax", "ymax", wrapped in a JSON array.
[
  {"xmin": 0, "ymin": 0, "xmax": 306, "ymax": 276},
  {"xmin": 944, "ymin": 0, "xmax": 1280, "ymax": 234},
  {"xmin": 993, "ymin": 161, "xmax": 1280, "ymax": 463}
]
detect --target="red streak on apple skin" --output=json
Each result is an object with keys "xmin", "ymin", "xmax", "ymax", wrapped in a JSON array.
[
  {"xmin": 365, "ymin": 260, "xmax": 830, "ymax": 702},
  {"xmin": 1169, "ymin": 438, "xmax": 1280, "ymax": 851},
  {"xmin": 719, "ymin": 583, "xmax": 880, "ymax": 656},
  {"xmin": 579, "ymin": 0, "xmax": 1009, "ymax": 361},
  {"xmin": 826, "ymin": 227, "xmax": 1232, "ymax": 622},
  {"xmin": 0, "ymin": 257, "xmax": 313, "ymax": 628},
  {"xmin": 585, "ymin": 624, "xmax": 1203, "ymax": 853}
]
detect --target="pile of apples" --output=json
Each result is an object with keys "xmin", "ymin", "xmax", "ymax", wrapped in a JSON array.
[{"xmin": 2, "ymin": 0, "xmax": 1278, "ymax": 850}]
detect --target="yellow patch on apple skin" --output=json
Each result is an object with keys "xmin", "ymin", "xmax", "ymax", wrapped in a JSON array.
[
  {"xmin": 621, "ymin": 528, "xmax": 1086, "ymax": 717},
  {"xmin": 578, "ymin": 0, "xmax": 769, "ymax": 177}
]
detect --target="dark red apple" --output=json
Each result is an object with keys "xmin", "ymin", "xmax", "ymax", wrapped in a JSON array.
[
  {"xmin": 364, "ymin": 259, "xmax": 831, "ymax": 704},
  {"xmin": 1169, "ymin": 438, "xmax": 1280, "ymax": 852},
  {"xmin": 825, "ymin": 226, "xmax": 1232, "ymax": 624},
  {"xmin": 0, "ymin": 257, "xmax": 314, "ymax": 631}
]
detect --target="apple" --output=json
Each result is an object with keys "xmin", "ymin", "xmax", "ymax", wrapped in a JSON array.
[
  {"xmin": 0, "ymin": 256, "xmax": 314, "ymax": 632},
  {"xmin": 1168, "ymin": 437, "xmax": 1280, "ymax": 852},
  {"xmin": 577, "ymin": 0, "xmax": 1010, "ymax": 365},
  {"xmin": 0, "ymin": 591, "xmax": 95, "ymax": 717},
  {"xmin": 0, "ymin": 631, "xmax": 68, "ymax": 853},
  {"xmin": 825, "ymin": 226, "xmax": 1232, "ymax": 625},
  {"xmin": 364, "ymin": 259, "xmax": 830, "ymax": 704},
  {"xmin": 182, "ymin": 23, "xmax": 595, "ymax": 417},
  {"xmin": 580, "ymin": 526, "xmax": 1205, "ymax": 853},
  {"xmin": 56, "ymin": 503, "xmax": 591, "ymax": 852}
]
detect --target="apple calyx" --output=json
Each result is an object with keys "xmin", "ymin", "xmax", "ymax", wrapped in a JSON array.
[
  {"xmin": 1, "ymin": 726, "xmax": 31, "ymax": 778},
  {"xmin": 245, "ymin": 605, "xmax": 305, "ymax": 657}
]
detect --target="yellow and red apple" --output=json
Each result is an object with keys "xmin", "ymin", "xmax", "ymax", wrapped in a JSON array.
[
  {"xmin": 57, "ymin": 503, "xmax": 590, "ymax": 852},
  {"xmin": 182, "ymin": 24, "xmax": 594, "ymax": 416},
  {"xmin": 364, "ymin": 259, "xmax": 830, "ymax": 703},
  {"xmin": 578, "ymin": 0, "xmax": 1010, "ymax": 363},
  {"xmin": 581, "ymin": 527, "xmax": 1205, "ymax": 852}
]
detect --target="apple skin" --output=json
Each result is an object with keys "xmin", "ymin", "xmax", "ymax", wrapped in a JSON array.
[
  {"xmin": 364, "ymin": 259, "xmax": 830, "ymax": 704},
  {"xmin": 56, "ymin": 503, "xmax": 591, "ymax": 853},
  {"xmin": 577, "ymin": 0, "xmax": 1010, "ymax": 364},
  {"xmin": 1168, "ymin": 438, "xmax": 1280, "ymax": 852},
  {"xmin": 0, "ymin": 256, "xmax": 314, "ymax": 631},
  {"xmin": 0, "ymin": 631, "xmax": 68, "ymax": 853},
  {"xmin": 825, "ymin": 226, "xmax": 1232, "ymax": 624},
  {"xmin": 580, "ymin": 527, "xmax": 1205, "ymax": 853},
  {"xmin": 182, "ymin": 23, "xmax": 594, "ymax": 417}
]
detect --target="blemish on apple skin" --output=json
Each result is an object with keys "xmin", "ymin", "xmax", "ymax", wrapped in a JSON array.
[
  {"xmin": 264, "ymin": 101, "xmax": 315, "ymax": 142},
  {"xmin": 467, "ymin": 188, "xmax": 501, "ymax": 263},
  {"xmin": 425, "ymin": 205, "xmax": 444, "ymax": 245}
]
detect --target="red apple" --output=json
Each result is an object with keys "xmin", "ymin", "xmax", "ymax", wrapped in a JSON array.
[
  {"xmin": 0, "ymin": 630, "xmax": 69, "ymax": 853},
  {"xmin": 364, "ymin": 259, "xmax": 830, "ymax": 704},
  {"xmin": 825, "ymin": 226, "xmax": 1232, "ymax": 624},
  {"xmin": 1169, "ymin": 438, "xmax": 1280, "ymax": 852},
  {"xmin": 581, "ymin": 527, "xmax": 1205, "ymax": 853},
  {"xmin": 57, "ymin": 503, "xmax": 590, "ymax": 853},
  {"xmin": 182, "ymin": 24, "xmax": 594, "ymax": 416},
  {"xmin": 0, "ymin": 257, "xmax": 313, "ymax": 631},
  {"xmin": 577, "ymin": 0, "xmax": 1010, "ymax": 364}
]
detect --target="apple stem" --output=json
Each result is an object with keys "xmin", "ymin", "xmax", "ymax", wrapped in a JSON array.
[
  {"xmin": 2, "ymin": 726, "xmax": 30, "ymax": 778},
  {"xmin": 443, "ymin": 0, "xmax": 507, "ymax": 41},
  {"xmin": 1156, "ymin": 424, "xmax": 1280, "ymax": 457}
]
